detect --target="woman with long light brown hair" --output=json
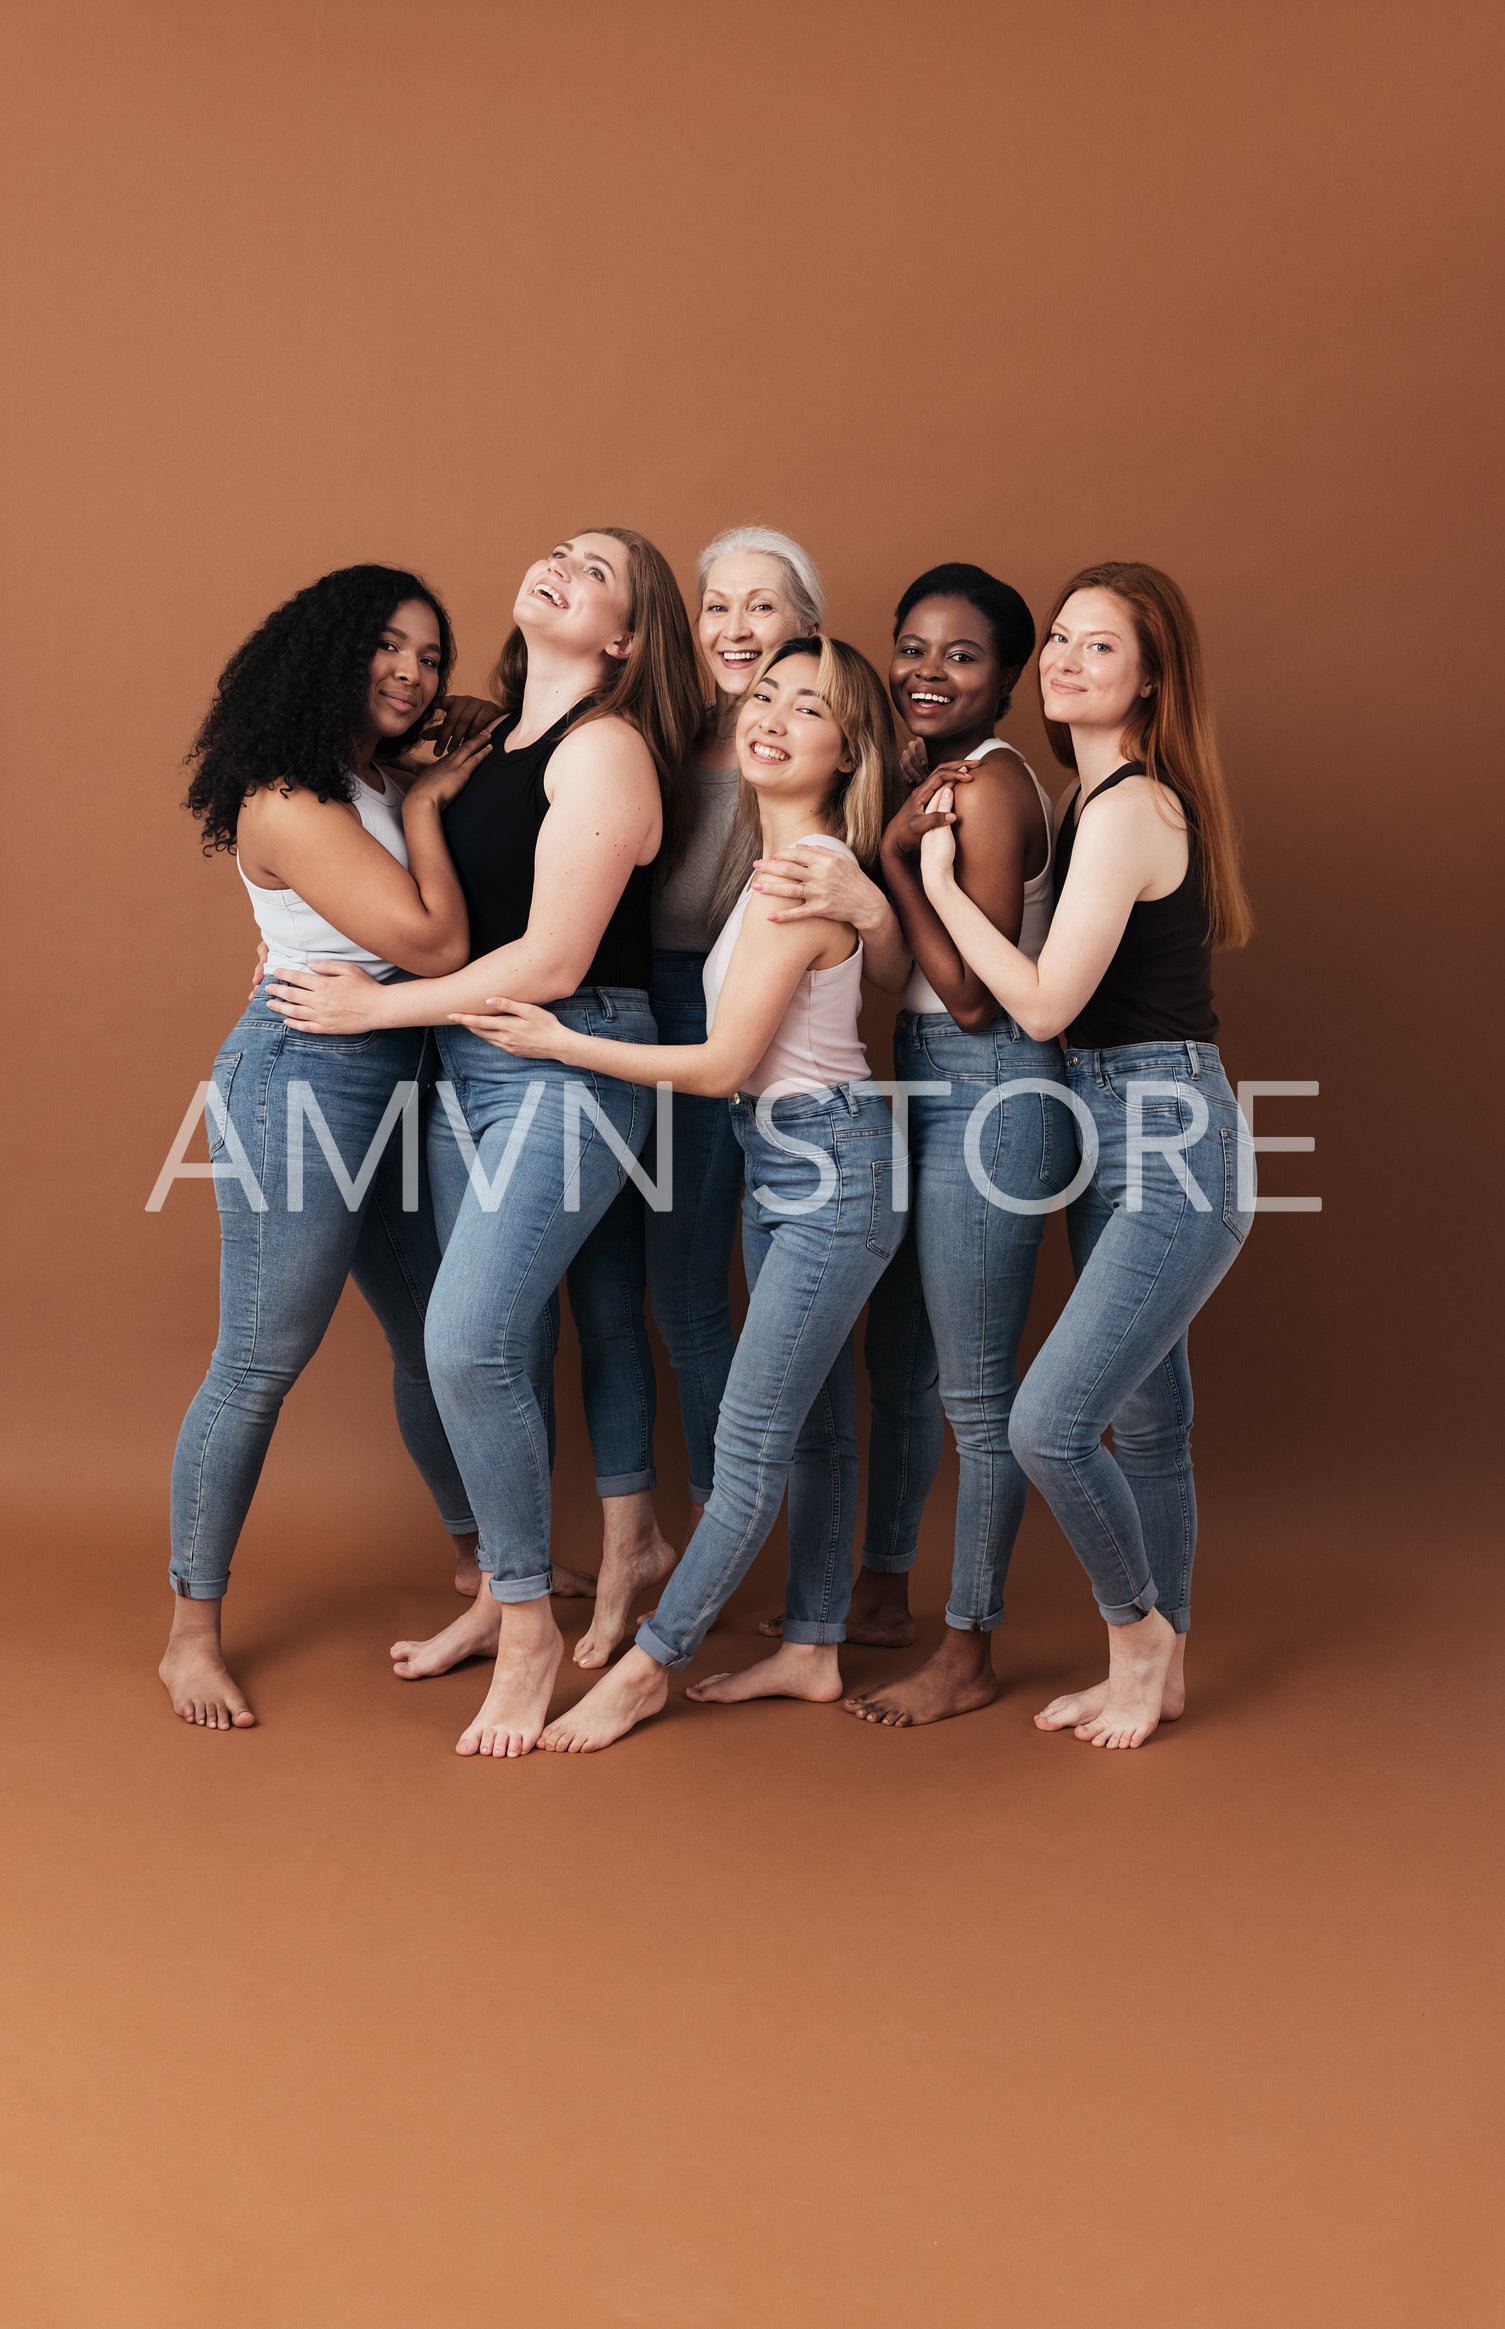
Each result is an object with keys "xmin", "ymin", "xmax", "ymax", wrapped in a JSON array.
[
  {"xmin": 264, "ymin": 528, "xmax": 703, "ymax": 1756},
  {"xmin": 454, "ymin": 635, "xmax": 908, "ymax": 1752},
  {"xmin": 914, "ymin": 561, "xmax": 1254, "ymax": 1750}
]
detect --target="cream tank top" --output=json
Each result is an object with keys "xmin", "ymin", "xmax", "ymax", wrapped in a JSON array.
[
  {"xmin": 702, "ymin": 835, "xmax": 871, "ymax": 1099},
  {"xmin": 238, "ymin": 766, "xmax": 409, "ymax": 976},
  {"xmin": 903, "ymin": 737, "xmax": 1056, "ymax": 1014}
]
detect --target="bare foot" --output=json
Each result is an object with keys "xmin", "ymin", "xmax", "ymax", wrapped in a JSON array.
[
  {"xmin": 844, "ymin": 1627, "xmax": 997, "ymax": 1728},
  {"xmin": 758, "ymin": 1567, "xmax": 915, "ymax": 1649},
  {"xmin": 1035, "ymin": 1633, "xmax": 1187, "ymax": 1734},
  {"xmin": 159, "ymin": 1600, "xmax": 257, "ymax": 1730},
  {"xmin": 574, "ymin": 1492, "xmax": 677, "ymax": 1669},
  {"xmin": 391, "ymin": 1592, "xmax": 501, "ymax": 1679},
  {"xmin": 687, "ymin": 1641, "xmax": 843, "ymax": 1705},
  {"xmin": 1039, "ymin": 1609, "xmax": 1179, "ymax": 1749},
  {"xmin": 538, "ymin": 1646, "xmax": 668, "ymax": 1753},
  {"xmin": 551, "ymin": 1564, "xmax": 599, "ymax": 1600},
  {"xmin": 456, "ymin": 1602, "xmax": 563, "ymax": 1758}
]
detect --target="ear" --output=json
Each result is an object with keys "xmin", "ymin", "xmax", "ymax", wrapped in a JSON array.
[{"xmin": 604, "ymin": 630, "xmax": 635, "ymax": 665}]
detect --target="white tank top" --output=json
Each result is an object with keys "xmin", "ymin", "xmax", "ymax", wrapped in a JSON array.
[
  {"xmin": 238, "ymin": 766, "xmax": 410, "ymax": 976},
  {"xmin": 903, "ymin": 737, "xmax": 1056, "ymax": 1014},
  {"xmin": 702, "ymin": 835, "xmax": 871, "ymax": 1098}
]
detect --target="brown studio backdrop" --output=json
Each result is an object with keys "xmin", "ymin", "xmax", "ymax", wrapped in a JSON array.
[
  {"xmin": 5, "ymin": 0, "xmax": 1498, "ymax": 1532},
  {"xmin": 1, "ymin": 0, "xmax": 1498, "ymax": 1510},
  {"xmin": 3, "ymin": 9, "xmax": 1503, "ymax": 2328}
]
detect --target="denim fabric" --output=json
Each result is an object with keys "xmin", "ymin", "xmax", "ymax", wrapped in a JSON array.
[
  {"xmin": 637, "ymin": 1084, "xmax": 906, "ymax": 1667},
  {"xmin": 859, "ymin": 1222, "xmax": 943, "ymax": 1572},
  {"xmin": 892, "ymin": 1012, "xmax": 1075, "ymax": 1627},
  {"xmin": 641, "ymin": 948, "xmax": 745, "ymax": 1506},
  {"xmin": 169, "ymin": 988, "xmax": 474, "ymax": 1599},
  {"xmin": 425, "ymin": 988, "xmax": 655, "ymax": 1603},
  {"xmin": 565, "ymin": 1176, "xmax": 658, "ymax": 1496},
  {"xmin": 1008, "ymin": 1040, "xmax": 1254, "ymax": 1631}
]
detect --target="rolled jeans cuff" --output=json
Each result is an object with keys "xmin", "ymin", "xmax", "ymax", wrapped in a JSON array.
[
  {"xmin": 635, "ymin": 1618, "xmax": 690, "ymax": 1671},
  {"xmin": 944, "ymin": 1602, "xmax": 1005, "ymax": 1634},
  {"xmin": 860, "ymin": 1547, "xmax": 919, "ymax": 1577},
  {"xmin": 1098, "ymin": 1582, "xmax": 1160, "ymax": 1627},
  {"xmin": 595, "ymin": 1468, "xmax": 657, "ymax": 1498},
  {"xmin": 170, "ymin": 1571, "xmax": 225, "ymax": 1601},
  {"xmin": 687, "ymin": 1479, "xmax": 713, "ymax": 1512},
  {"xmin": 485, "ymin": 1570, "xmax": 555, "ymax": 1605},
  {"xmin": 779, "ymin": 1619, "xmax": 846, "ymax": 1646},
  {"xmin": 441, "ymin": 1511, "xmax": 477, "ymax": 1537},
  {"xmin": 1163, "ymin": 1603, "xmax": 1191, "ymax": 1636}
]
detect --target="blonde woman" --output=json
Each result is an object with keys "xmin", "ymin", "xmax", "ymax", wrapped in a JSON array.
[{"xmin": 460, "ymin": 637, "xmax": 906, "ymax": 1752}]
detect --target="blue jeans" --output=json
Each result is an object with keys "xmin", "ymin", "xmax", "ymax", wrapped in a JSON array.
[
  {"xmin": 638, "ymin": 1085, "xmax": 907, "ymax": 1668},
  {"xmin": 859, "ymin": 1220, "xmax": 945, "ymax": 1574},
  {"xmin": 1009, "ymin": 1040, "xmax": 1254, "ymax": 1632},
  {"xmin": 425, "ymin": 987, "xmax": 656, "ymax": 1603},
  {"xmin": 169, "ymin": 989, "xmax": 474, "ymax": 1599},
  {"xmin": 889, "ymin": 1012, "xmax": 1075, "ymax": 1628}
]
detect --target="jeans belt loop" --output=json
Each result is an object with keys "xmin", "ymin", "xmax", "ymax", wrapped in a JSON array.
[
  {"xmin": 1186, "ymin": 1039, "xmax": 1201, "ymax": 1078},
  {"xmin": 597, "ymin": 986, "xmax": 615, "ymax": 1021}
]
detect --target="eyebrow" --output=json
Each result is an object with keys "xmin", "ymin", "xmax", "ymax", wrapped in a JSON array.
[
  {"xmin": 564, "ymin": 539, "xmax": 617, "ymax": 577},
  {"xmin": 895, "ymin": 630, "xmax": 990, "ymax": 651}
]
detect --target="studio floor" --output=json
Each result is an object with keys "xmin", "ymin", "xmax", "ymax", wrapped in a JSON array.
[{"xmin": 4, "ymin": 1463, "xmax": 1498, "ymax": 2328}]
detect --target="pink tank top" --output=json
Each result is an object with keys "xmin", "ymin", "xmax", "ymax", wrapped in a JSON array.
[{"xmin": 702, "ymin": 835, "xmax": 871, "ymax": 1098}]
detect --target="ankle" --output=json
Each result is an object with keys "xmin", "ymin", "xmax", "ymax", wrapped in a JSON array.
[{"xmin": 167, "ymin": 1596, "xmax": 224, "ymax": 1645}]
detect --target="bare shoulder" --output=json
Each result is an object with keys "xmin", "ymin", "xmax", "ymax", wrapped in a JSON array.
[
  {"xmin": 239, "ymin": 782, "xmax": 358, "ymax": 835},
  {"xmin": 956, "ymin": 748, "xmax": 1045, "ymax": 829},
  {"xmin": 550, "ymin": 711, "xmax": 656, "ymax": 786}
]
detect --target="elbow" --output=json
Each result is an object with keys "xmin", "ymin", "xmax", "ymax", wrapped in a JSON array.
[
  {"xmin": 397, "ymin": 935, "xmax": 469, "ymax": 977},
  {"xmin": 1015, "ymin": 1002, "xmax": 1065, "ymax": 1042},
  {"xmin": 952, "ymin": 996, "xmax": 997, "ymax": 1035}
]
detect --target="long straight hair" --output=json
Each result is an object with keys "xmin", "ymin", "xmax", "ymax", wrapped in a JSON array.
[
  {"xmin": 708, "ymin": 635, "xmax": 901, "ymax": 934},
  {"xmin": 1041, "ymin": 561, "xmax": 1253, "ymax": 949},
  {"xmin": 490, "ymin": 527, "xmax": 704, "ymax": 862}
]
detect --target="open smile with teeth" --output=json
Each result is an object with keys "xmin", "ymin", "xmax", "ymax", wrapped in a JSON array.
[
  {"xmin": 718, "ymin": 648, "xmax": 759, "ymax": 664},
  {"xmin": 909, "ymin": 690, "xmax": 954, "ymax": 707},
  {"xmin": 533, "ymin": 583, "xmax": 566, "ymax": 608},
  {"xmin": 749, "ymin": 739, "xmax": 789, "ymax": 763}
]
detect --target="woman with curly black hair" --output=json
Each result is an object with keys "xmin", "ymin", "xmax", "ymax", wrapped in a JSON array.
[{"xmin": 163, "ymin": 564, "xmax": 496, "ymax": 1732}]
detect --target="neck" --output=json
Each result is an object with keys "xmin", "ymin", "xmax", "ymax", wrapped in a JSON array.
[
  {"xmin": 347, "ymin": 731, "xmax": 378, "ymax": 783},
  {"xmin": 513, "ymin": 639, "xmax": 610, "ymax": 746},
  {"xmin": 710, "ymin": 689, "xmax": 742, "ymax": 752},
  {"xmin": 757, "ymin": 794, "xmax": 837, "ymax": 857},
  {"xmin": 1073, "ymin": 724, "xmax": 1137, "ymax": 794},
  {"xmin": 924, "ymin": 720, "xmax": 995, "ymax": 769}
]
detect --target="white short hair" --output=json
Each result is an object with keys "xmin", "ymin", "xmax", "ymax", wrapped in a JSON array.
[{"xmin": 695, "ymin": 527, "xmax": 824, "ymax": 633}]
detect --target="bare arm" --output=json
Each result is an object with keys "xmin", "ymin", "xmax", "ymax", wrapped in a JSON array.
[
  {"xmin": 263, "ymin": 717, "xmax": 662, "ymax": 1034},
  {"xmin": 236, "ymin": 732, "xmax": 494, "ymax": 976},
  {"xmin": 453, "ymin": 892, "xmax": 842, "ymax": 1098},
  {"xmin": 749, "ymin": 845, "xmax": 911, "ymax": 993},
  {"xmin": 918, "ymin": 778, "xmax": 1184, "ymax": 1041},
  {"xmin": 881, "ymin": 756, "xmax": 1045, "ymax": 1031}
]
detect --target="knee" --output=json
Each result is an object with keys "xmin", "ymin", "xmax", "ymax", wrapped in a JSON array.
[{"xmin": 1007, "ymin": 1378, "xmax": 1062, "ymax": 1477}]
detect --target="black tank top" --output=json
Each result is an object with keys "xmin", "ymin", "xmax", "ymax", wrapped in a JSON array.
[
  {"xmin": 1053, "ymin": 762, "xmax": 1218, "ymax": 1047},
  {"xmin": 441, "ymin": 704, "xmax": 654, "ymax": 992}
]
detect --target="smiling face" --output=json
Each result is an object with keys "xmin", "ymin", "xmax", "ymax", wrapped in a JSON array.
[
  {"xmin": 364, "ymin": 598, "xmax": 444, "ymax": 742},
  {"xmin": 514, "ymin": 533, "xmax": 635, "ymax": 665},
  {"xmin": 735, "ymin": 651, "xmax": 853, "ymax": 802},
  {"xmin": 889, "ymin": 593, "xmax": 1009, "ymax": 750},
  {"xmin": 1039, "ymin": 587, "xmax": 1152, "ymax": 737},
  {"xmin": 699, "ymin": 554, "xmax": 804, "ymax": 695}
]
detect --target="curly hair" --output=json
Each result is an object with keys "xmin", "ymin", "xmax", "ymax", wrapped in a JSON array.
[{"xmin": 184, "ymin": 564, "xmax": 456, "ymax": 853}]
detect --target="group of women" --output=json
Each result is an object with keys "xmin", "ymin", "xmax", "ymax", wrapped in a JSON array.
[{"xmin": 161, "ymin": 524, "xmax": 1254, "ymax": 1758}]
